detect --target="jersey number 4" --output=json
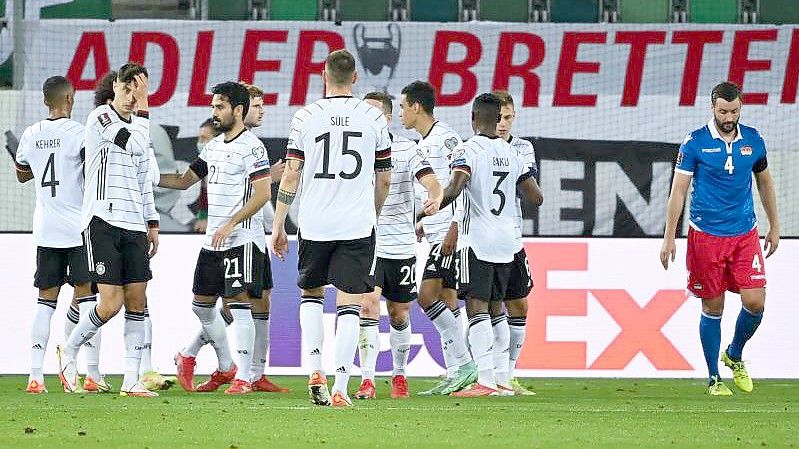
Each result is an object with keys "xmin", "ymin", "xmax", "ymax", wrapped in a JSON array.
[
  {"xmin": 314, "ymin": 131, "xmax": 363, "ymax": 180},
  {"xmin": 724, "ymin": 155, "xmax": 735, "ymax": 174},
  {"xmin": 42, "ymin": 153, "xmax": 60, "ymax": 197}
]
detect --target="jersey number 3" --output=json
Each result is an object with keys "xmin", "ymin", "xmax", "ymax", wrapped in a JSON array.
[
  {"xmin": 42, "ymin": 153, "xmax": 60, "ymax": 197},
  {"xmin": 491, "ymin": 171, "xmax": 509, "ymax": 216},
  {"xmin": 314, "ymin": 131, "xmax": 363, "ymax": 180}
]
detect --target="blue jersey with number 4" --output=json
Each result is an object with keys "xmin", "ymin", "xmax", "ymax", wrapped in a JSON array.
[{"xmin": 675, "ymin": 120, "xmax": 767, "ymax": 237}]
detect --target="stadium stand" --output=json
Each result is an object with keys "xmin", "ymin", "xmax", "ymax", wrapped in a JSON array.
[
  {"xmin": 618, "ymin": 0, "xmax": 670, "ymax": 23},
  {"xmin": 409, "ymin": 0, "xmax": 460, "ymax": 22},
  {"xmin": 338, "ymin": 0, "xmax": 391, "ymax": 21},
  {"xmin": 479, "ymin": 0, "xmax": 531, "ymax": 22},
  {"xmin": 690, "ymin": 0, "xmax": 738, "ymax": 23}
]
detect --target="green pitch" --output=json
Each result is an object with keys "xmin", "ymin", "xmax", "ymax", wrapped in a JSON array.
[{"xmin": 1, "ymin": 376, "xmax": 797, "ymax": 449}]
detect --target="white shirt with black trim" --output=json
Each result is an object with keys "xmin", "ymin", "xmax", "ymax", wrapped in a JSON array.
[
  {"xmin": 82, "ymin": 105, "xmax": 158, "ymax": 233},
  {"xmin": 286, "ymin": 96, "xmax": 391, "ymax": 242},
  {"xmin": 376, "ymin": 135, "xmax": 434, "ymax": 259},
  {"xmin": 508, "ymin": 135, "xmax": 537, "ymax": 249},
  {"xmin": 16, "ymin": 118, "xmax": 85, "ymax": 248},
  {"xmin": 416, "ymin": 121, "xmax": 462, "ymax": 244}
]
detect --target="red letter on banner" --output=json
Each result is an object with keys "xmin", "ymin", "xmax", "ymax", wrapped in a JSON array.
[
  {"xmin": 553, "ymin": 32, "xmax": 606, "ymax": 107},
  {"xmin": 615, "ymin": 31, "xmax": 666, "ymax": 106},
  {"xmin": 781, "ymin": 28, "xmax": 799, "ymax": 104},
  {"xmin": 728, "ymin": 29, "xmax": 778, "ymax": 105},
  {"xmin": 672, "ymin": 31, "xmax": 724, "ymax": 106},
  {"xmin": 290, "ymin": 30, "xmax": 345, "ymax": 106},
  {"xmin": 189, "ymin": 31, "xmax": 215, "ymax": 107},
  {"xmin": 66, "ymin": 32, "xmax": 111, "ymax": 90},
  {"xmin": 129, "ymin": 32, "xmax": 179, "ymax": 107},
  {"xmin": 492, "ymin": 32, "xmax": 545, "ymax": 107},
  {"xmin": 590, "ymin": 290, "xmax": 691, "ymax": 370},
  {"xmin": 239, "ymin": 30, "xmax": 288, "ymax": 105},
  {"xmin": 428, "ymin": 31, "xmax": 482, "ymax": 107},
  {"xmin": 518, "ymin": 243, "xmax": 588, "ymax": 369}
]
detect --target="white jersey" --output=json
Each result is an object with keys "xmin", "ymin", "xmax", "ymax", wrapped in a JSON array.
[
  {"xmin": 377, "ymin": 135, "xmax": 434, "ymax": 259},
  {"xmin": 417, "ymin": 121, "xmax": 462, "ymax": 244},
  {"xmin": 196, "ymin": 130, "xmax": 270, "ymax": 253},
  {"xmin": 82, "ymin": 105, "xmax": 158, "ymax": 232},
  {"xmin": 508, "ymin": 135, "xmax": 537, "ymax": 249},
  {"xmin": 16, "ymin": 118, "xmax": 85, "ymax": 248},
  {"xmin": 287, "ymin": 96, "xmax": 391, "ymax": 241},
  {"xmin": 451, "ymin": 134, "xmax": 531, "ymax": 263}
]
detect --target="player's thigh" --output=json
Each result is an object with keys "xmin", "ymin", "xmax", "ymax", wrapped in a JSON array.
[
  {"xmin": 262, "ymin": 251, "xmax": 274, "ymax": 292},
  {"xmin": 377, "ymin": 257, "xmax": 418, "ymax": 304},
  {"xmin": 505, "ymin": 249, "xmax": 533, "ymax": 301},
  {"xmin": 84, "ymin": 217, "xmax": 124, "ymax": 286},
  {"xmin": 458, "ymin": 248, "xmax": 496, "ymax": 304},
  {"xmin": 222, "ymin": 243, "xmax": 264, "ymax": 300},
  {"xmin": 686, "ymin": 228, "xmax": 728, "ymax": 299},
  {"xmin": 297, "ymin": 234, "xmax": 335, "ymax": 291},
  {"xmin": 328, "ymin": 233, "xmax": 376, "ymax": 295},
  {"xmin": 34, "ymin": 246, "xmax": 69, "ymax": 293},
  {"xmin": 491, "ymin": 261, "xmax": 512, "ymax": 303},
  {"xmin": 193, "ymin": 248, "xmax": 225, "ymax": 298},
  {"xmin": 729, "ymin": 228, "xmax": 767, "ymax": 294},
  {"xmin": 120, "ymin": 229, "xmax": 152, "ymax": 285}
]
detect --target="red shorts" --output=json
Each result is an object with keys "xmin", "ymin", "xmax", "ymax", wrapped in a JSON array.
[{"xmin": 686, "ymin": 227, "xmax": 766, "ymax": 299}]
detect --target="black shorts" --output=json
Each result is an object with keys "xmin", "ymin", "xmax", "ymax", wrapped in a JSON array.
[
  {"xmin": 457, "ymin": 247, "xmax": 512, "ymax": 301},
  {"xmin": 421, "ymin": 242, "xmax": 459, "ymax": 289},
  {"xmin": 34, "ymin": 246, "xmax": 91, "ymax": 289},
  {"xmin": 193, "ymin": 243, "xmax": 265, "ymax": 299},
  {"xmin": 298, "ymin": 231, "xmax": 375, "ymax": 294},
  {"xmin": 263, "ymin": 252, "xmax": 273, "ymax": 291},
  {"xmin": 374, "ymin": 256, "xmax": 417, "ymax": 303},
  {"xmin": 505, "ymin": 249, "xmax": 533, "ymax": 300},
  {"xmin": 84, "ymin": 216, "xmax": 152, "ymax": 286}
]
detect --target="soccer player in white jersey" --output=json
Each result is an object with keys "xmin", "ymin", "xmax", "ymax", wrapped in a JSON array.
[
  {"xmin": 271, "ymin": 50, "xmax": 394, "ymax": 407},
  {"xmin": 15, "ymin": 76, "xmax": 104, "ymax": 394},
  {"xmin": 399, "ymin": 80, "xmax": 475, "ymax": 395},
  {"xmin": 160, "ymin": 82, "xmax": 271, "ymax": 395},
  {"xmin": 57, "ymin": 63, "xmax": 160, "ymax": 397},
  {"xmin": 420, "ymin": 93, "xmax": 543, "ymax": 397},
  {"xmin": 492, "ymin": 91, "xmax": 537, "ymax": 395},
  {"xmin": 354, "ymin": 91, "xmax": 442, "ymax": 400}
]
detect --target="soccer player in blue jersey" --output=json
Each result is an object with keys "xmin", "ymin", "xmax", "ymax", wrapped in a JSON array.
[{"xmin": 660, "ymin": 81, "xmax": 779, "ymax": 396}]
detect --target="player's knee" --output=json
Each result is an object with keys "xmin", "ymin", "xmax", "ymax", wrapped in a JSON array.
[
  {"xmin": 73, "ymin": 282, "xmax": 94, "ymax": 298},
  {"xmin": 361, "ymin": 295, "xmax": 380, "ymax": 318},
  {"xmin": 701, "ymin": 298, "xmax": 724, "ymax": 316},
  {"xmin": 465, "ymin": 298, "xmax": 489, "ymax": 316},
  {"xmin": 387, "ymin": 304, "xmax": 409, "ymax": 324},
  {"xmin": 38, "ymin": 286, "xmax": 60, "ymax": 301},
  {"xmin": 302, "ymin": 287, "xmax": 325, "ymax": 298},
  {"xmin": 505, "ymin": 298, "xmax": 528, "ymax": 317},
  {"xmin": 741, "ymin": 290, "xmax": 766, "ymax": 314}
]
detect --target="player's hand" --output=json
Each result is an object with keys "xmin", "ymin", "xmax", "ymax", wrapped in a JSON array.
[
  {"xmin": 193, "ymin": 219, "xmax": 207, "ymax": 233},
  {"xmin": 415, "ymin": 221, "xmax": 424, "ymax": 243},
  {"xmin": 764, "ymin": 228, "xmax": 779, "ymax": 258},
  {"xmin": 659, "ymin": 238, "xmax": 676, "ymax": 270},
  {"xmin": 212, "ymin": 221, "xmax": 235, "ymax": 250},
  {"xmin": 132, "ymin": 74, "xmax": 149, "ymax": 109},
  {"xmin": 270, "ymin": 159, "xmax": 285, "ymax": 183},
  {"xmin": 148, "ymin": 228, "xmax": 159, "ymax": 258},
  {"xmin": 442, "ymin": 224, "xmax": 457, "ymax": 256},
  {"xmin": 271, "ymin": 228, "xmax": 288, "ymax": 261},
  {"xmin": 423, "ymin": 196, "xmax": 441, "ymax": 217}
]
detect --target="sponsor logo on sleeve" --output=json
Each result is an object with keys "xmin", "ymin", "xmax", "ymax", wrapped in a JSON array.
[{"xmin": 97, "ymin": 113, "xmax": 111, "ymax": 128}]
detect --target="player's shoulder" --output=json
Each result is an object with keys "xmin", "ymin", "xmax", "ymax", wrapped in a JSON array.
[
  {"xmin": 738, "ymin": 123, "xmax": 765, "ymax": 144},
  {"xmin": 390, "ymin": 134, "xmax": 419, "ymax": 158},
  {"xmin": 57, "ymin": 118, "xmax": 85, "ymax": 135},
  {"xmin": 87, "ymin": 104, "xmax": 117, "ymax": 128},
  {"xmin": 682, "ymin": 124, "xmax": 712, "ymax": 148},
  {"xmin": 426, "ymin": 121, "xmax": 461, "ymax": 149},
  {"xmin": 510, "ymin": 135, "xmax": 534, "ymax": 151}
]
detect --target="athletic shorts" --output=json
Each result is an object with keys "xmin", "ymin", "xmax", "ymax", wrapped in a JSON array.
[
  {"xmin": 373, "ymin": 256, "xmax": 417, "ymax": 303},
  {"xmin": 34, "ymin": 245, "xmax": 91, "ymax": 289},
  {"xmin": 84, "ymin": 216, "xmax": 151, "ymax": 286},
  {"xmin": 193, "ymin": 242, "xmax": 265, "ymax": 299},
  {"xmin": 687, "ymin": 227, "xmax": 766, "ymax": 299},
  {"xmin": 457, "ymin": 247, "xmax": 512, "ymax": 302},
  {"xmin": 421, "ymin": 242, "xmax": 459, "ymax": 290},
  {"xmin": 297, "ymin": 231, "xmax": 375, "ymax": 294},
  {"xmin": 263, "ymin": 251, "xmax": 273, "ymax": 291},
  {"xmin": 505, "ymin": 248, "xmax": 533, "ymax": 300}
]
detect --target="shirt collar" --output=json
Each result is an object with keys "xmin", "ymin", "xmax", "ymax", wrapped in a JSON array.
[{"xmin": 707, "ymin": 119, "xmax": 743, "ymax": 143}]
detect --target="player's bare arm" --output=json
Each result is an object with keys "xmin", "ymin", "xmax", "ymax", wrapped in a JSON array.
[
  {"xmin": 517, "ymin": 176, "xmax": 544, "ymax": 207},
  {"xmin": 437, "ymin": 170, "xmax": 469, "ymax": 213},
  {"xmin": 271, "ymin": 158, "xmax": 303, "ymax": 260},
  {"xmin": 147, "ymin": 224, "xmax": 159, "ymax": 258},
  {"xmin": 15, "ymin": 165, "xmax": 33, "ymax": 183},
  {"xmin": 132, "ymin": 73, "xmax": 149, "ymax": 112},
  {"xmin": 754, "ymin": 168, "xmax": 780, "ymax": 258},
  {"xmin": 158, "ymin": 166, "xmax": 201, "ymax": 190},
  {"xmin": 418, "ymin": 173, "xmax": 443, "ymax": 216},
  {"xmin": 442, "ymin": 221, "xmax": 458, "ymax": 256},
  {"xmin": 374, "ymin": 170, "xmax": 391, "ymax": 217},
  {"xmin": 212, "ymin": 176, "xmax": 271, "ymax": 250},
  {"xmin": 660, "ymin": 172, "xmax": 692, "ymax": 269}
]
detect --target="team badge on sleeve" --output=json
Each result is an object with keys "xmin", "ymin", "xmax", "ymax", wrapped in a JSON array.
[
  {"xmin": 444, "ymin": 137, "xmax": 458, "ymax": 150},
  {"xmin": 252, "ymin": 146, "xmax": 265, "ymax": 159},
  {"xmin": 97, "ymin": 113, "xmax": 111, "ymax": 128},
  {"xmin": 676, "ymin": 151, "xmax": 684, "ymax": 166}
]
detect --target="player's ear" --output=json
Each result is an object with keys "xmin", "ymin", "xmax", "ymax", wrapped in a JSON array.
[{"xmin": 352, "ymin": 71, "xmax": 358, "ymax": 85}]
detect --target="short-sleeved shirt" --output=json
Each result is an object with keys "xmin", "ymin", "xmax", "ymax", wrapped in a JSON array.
[
  {"xmin": 417, "ymin": 121, "xmax": 462, "ymax": 244},
  {"xmin": 16, "ymin": 118, "xmax": 85, "ymax": 248},
  {"xmin": 675, "ymin": 120, "xmax": 767, "ymax": 237},
  {"xmin": 508, "ymin": 135, "xmax": 537, "ymax": 249},
  {"xmin": 286, "ymin": 96, "xmax": 391, "ymax": 241},
  {"xmin": 451, "ymin": 134, "xmax": 531, "ymax": 264},
  {"xmin": 192, "ymin": 130, "xmax": 271, "ymax": 253},
  {"xmin": 376, "ymin": 135, "xmax": 434, "ymax": 259}
]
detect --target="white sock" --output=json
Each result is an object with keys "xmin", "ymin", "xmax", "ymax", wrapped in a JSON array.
[
  {"xmin": 492, "ymin": 314, "xmax": 511, "ymax": 387},
  {"xmin": 64, "ymin": 305, "xmax": 79, "ymax": 341},
  {"xmin": 191, "ymin": 300, "xmax": 233, "ymax": 371},
  {"xmin": 77, "ymin": 296, "xmax": 102, "ymax": 380},
  {"xmin": 390, "ymin": 319, "xmax": 411, "ymax": 376},
  {"xmin": 229, "ymin": 304, "xmax": 255, "ymax": 382},
  {"xmin": 65, "ymin": 305, "xmax": 107, "ymax": 362},
  {"xmin": 468, "ymin": 313, "xmax": 496, "ymax": 389},
  {"xmin": 139, "ymin": 308, "xmax": 153, "ymax": 374},
  {"xmin": 508, "ymin": 316, "xmax": 527, "ymax": 378},
  {"xmin": 30, "ymin": 299, "xmax": 57, "ymax": 383},
  {"xmin": 122, "ymin": 311, "xmax": 146, "ymax": 390},
  {"xmin": 451, "ymin": 305, "xmax": 465, "ymax": 377},
  {"xmin": 250, "ymin": 312, "xmax": 269, "ymax": 381},
  {"xmin": 424, "ymin": 301, "xmax": 471, "ymax": 375},
  {"xmin": 332, "ymin": 304, "xmax": 361, "ymax": 395},
  {"xmin": 358, "ymin": 317, "xmax": 379, "ymax": 382},
  {"xmin": 300, "ymin": 297, "xmax": 325, "ymax": 375},
  {"xmin": 183, "ymin": 328, "xmax": 207, "ymax": 358}
]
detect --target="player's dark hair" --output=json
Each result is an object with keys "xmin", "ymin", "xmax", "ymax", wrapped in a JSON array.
[
  {"xmin": 472, "ymin": 93, "xmax": 502, "ymax": 131},
  {"xmin": 42, "ymin": 76, "xmax": 73, "ymax": 108},
  {"xmin": 364, "ymin": 91, "xmax": 393, "ymax": 116},
  {"xmin": 212, "ymin": 81, "xmax": 250, "ymax": 119},
  {"xmin": 492, "ymin": 90, "xmax": 514, "ymax": 108},
  {"xmin": 711, "ymin": 81, "xmax": 742, "ymax": 105},
  {"xmin": 94, "ymin": 71, "xmax": 117, "ymax": 107},
  {"xmin": 401, "ymin": 80, "xmax": 435, "ymax": 115},
  {"xmin": 325, "ymin": 49, "xmax": 356, "ymax": 85},
  {"xmin": 116, "ymin": 63, "xmax": 148, "ymax": 84}
]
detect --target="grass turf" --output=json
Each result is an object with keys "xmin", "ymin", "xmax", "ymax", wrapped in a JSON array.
[{"xmin": 1, "ymin": 375, "xmax": 797, "ymax": 449}]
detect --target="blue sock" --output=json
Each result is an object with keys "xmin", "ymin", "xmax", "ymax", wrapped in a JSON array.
[
  {"xmin": 726, "ymin": 307, "xmax": 763, "ymax": 361},
  {"xmin": 699, "ymin": 312, "xmax": 722, "ymax": 381}
]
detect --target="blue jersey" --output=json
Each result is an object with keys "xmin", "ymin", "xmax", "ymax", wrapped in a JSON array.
[{"xmin": 675, "ymin": 120, "xmax": 767, "ymax": 237}]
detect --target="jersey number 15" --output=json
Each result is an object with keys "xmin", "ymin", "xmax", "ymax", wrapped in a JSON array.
[{"xmin": 314, "ymin": 131, "xmax": 363, "ymax": 180}]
